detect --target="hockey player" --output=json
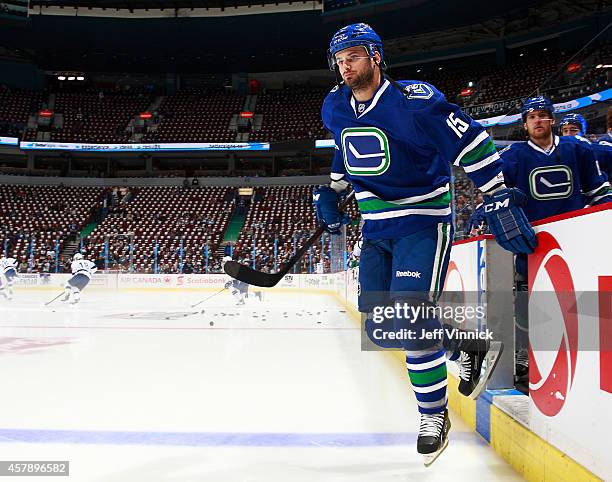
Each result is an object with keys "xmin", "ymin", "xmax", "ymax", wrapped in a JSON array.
[
  {"xmin": 596, "ymin": 108, "xmax": 612, "ymax": 177},
  {"xmin": 559, "ymin": 112, "xmax": 588, "ymax": 138},
  {"xmin": 222, "ymin": 256, "xmax": 262, "ymax": 305},
  {"xmin": 501, "ymin": 98, "xmax": 611, "ymax": 226},
  {"xmin": 599, "ymin": 107, "xmax": 612, "ymax": 145},
  {"xmin": 315, "ymin": 23, "xmax": 536, "ymax": 465},
  {"xmin": 62, "ymin": 253, "xmax": 97, "ymax": 304},
  {"xmin": 465, "ymin": 193, "xmax": 487, "ymax": 237},
  {"xmin": 0, "ymin": 254, "xmax": 18, "ymax": 300},
  {"xmin": 559, "ymin": 111, "xmax": 612, "ymax": 179}
]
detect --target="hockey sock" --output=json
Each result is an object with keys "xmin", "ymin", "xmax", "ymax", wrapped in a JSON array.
[{"xmin": 406, "ymin": 349, "xmax": 448, "ymax": 414}]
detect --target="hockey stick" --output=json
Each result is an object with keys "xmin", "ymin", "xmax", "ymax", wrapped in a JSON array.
[
  {"xmin": 190, "ymin": 287, "xmax": 227, "ymax": 308},
  {"xmin": 45, "ymin": 291, "xmax": 66, "ymax": 306},
  {"xmin": 224, "ymin": 191, "xmax": 355, "ymax": 287}
]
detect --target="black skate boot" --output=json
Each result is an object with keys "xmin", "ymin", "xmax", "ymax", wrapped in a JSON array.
[
  {"xmin": 456, "ymin": 339, "xmax": 503, "ymax": 400},
  {"xmin": 417, "ymin": 409, "xmax": 451, "ymax": 467}
]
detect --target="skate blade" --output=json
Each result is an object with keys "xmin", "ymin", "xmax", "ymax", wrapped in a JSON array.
[
  {"xmin": 423, "ymin": 436, "xmax": 449, "ymax": 467},
  {"xmin": 469, "ymin": 341, "xmax": 504, "ymax": 400}
]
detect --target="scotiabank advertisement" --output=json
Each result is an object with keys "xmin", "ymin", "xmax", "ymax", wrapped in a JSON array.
[{"xmin": 528, "ymin": 206, "xmax": 612, "ymax": 480}]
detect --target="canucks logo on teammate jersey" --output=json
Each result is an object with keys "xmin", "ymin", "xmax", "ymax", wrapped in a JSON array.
[
  {"xmin": 528, "ymin": 166, "xmax": 573, "ymax": 200},
  {"xmin": 341, "ymin": 127, "xmax": 391, "ymax": 176}
]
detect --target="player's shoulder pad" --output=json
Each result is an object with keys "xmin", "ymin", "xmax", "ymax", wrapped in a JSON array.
[
  {"xmin": 497, "ymin": 144, "xmax": 515, "ymax": 156},
  {"xmin": 559, "ymin": 134, "xmax": 591, "ymax": 149},
  {"xmin": 323, "ymin": 83, "xmax": 348, "ymax": 105},
  {"xmin": 598, "ymin": 139, "xmax": 612, "ymax": 149},
  {"xmin": 393, "ymin": 80, "xmax": 444, "ymax": 109},
  {"xmin": 322, "ymin": 84, "xmax": 349, "ymax": 128}
]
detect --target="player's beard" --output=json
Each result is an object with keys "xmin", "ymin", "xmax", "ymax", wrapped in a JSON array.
[
  {"xmin": 344, "ymin": 64, "xmax": 376, "ymax": 92},
  {"xmin": 526, "ymin": 122, "xmax": 553, "ymax": 142}
]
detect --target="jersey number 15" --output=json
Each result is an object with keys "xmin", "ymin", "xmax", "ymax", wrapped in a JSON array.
[{"xmin": 446, "ymin": 112, "xmax": 469, "ymax": 138}]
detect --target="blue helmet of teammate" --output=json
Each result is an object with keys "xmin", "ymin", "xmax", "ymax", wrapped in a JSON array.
[
  {"xmin": 559, "ymin": 113, "xmax": 588, "ymax": 136},
  {"xmin": 327, "ymin": 23, "xmax": 384, "ymax": 71},
  {"xmin": 521, "ymin": 96, "xmax": 555, "ymax": 122}
]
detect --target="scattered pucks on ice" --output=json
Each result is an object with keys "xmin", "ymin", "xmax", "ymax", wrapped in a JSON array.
[
  {"xmin": 165, "ymin": 317, "xmax": 170, "ymax": 320},
  {"xmin": 339, "ymin": 310, "xmax": 346, "ymax": 313},
  {"xmin": 201, "ymin": 310, "xmax": 205, "ymax": 314},
  {"xmin": 209, "ymin": 321, "xmax": 214, "ymax": 326},
  {"xmin": 317, "ymin": 321, "xmax": 322, "ymax": 324}
]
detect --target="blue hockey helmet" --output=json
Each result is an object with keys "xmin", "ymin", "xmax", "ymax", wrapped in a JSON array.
[
  {"xmin": 521, "ymin": 96, "xmax": 555, "ymax": 122},
  {"xmin": 327, "ymin": 23, "xmax": 384, "ymax": 71},
  {"xmin": 559, "ymin": 113, "xmax": 588, "ymax": 136}
]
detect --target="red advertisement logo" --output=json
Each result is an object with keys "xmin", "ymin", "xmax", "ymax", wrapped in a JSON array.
[{"xmin": 528, "ymin": 232, "xmax": 579, "ymax": 416}]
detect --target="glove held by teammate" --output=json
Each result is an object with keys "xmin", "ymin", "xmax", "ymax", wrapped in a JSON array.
[
  {"xmin": 313, "ymin": 185, "xmax": 349, "ymax": 234},
  {"xmin": 483, "ymin": 188, "xmax": 537, "ymax": 254}
]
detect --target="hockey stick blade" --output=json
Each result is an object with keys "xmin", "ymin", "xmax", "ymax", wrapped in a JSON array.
[
  {"xmin": 224, "ymin": 261, "xmax": 285, "ymax": 288},
  {"xmin": 224, "ymin": 190, "xmax": 355, "ymax": 288}
]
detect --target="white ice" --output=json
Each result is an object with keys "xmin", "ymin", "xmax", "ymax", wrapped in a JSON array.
[{"xmin": 0, "ymin": 289, "xmax": 522, "ymax": 481}]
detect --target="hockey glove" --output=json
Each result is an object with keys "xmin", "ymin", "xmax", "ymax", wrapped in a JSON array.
[
  {"xmin": 483, "ymin": 188, "xmax": 537, "ymax": 254},
  {"xmin": 313, "ymin": 185, "xmax": 349, "ymax": 234}
]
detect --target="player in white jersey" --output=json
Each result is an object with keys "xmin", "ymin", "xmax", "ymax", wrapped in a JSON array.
[
  {"xmin": 0, "ymin": 255, "xmax": 18, "ymax": 300},
  {"xmin": 62, "ymin": 253, "xmax": 97, "ymax": 304},
  {"xmin": 222, "ymin": 256, "xmax": 262, "ymax": 305}
]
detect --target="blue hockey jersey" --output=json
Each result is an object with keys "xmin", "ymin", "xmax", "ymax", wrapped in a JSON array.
[
  {"xmin": 321, "ymin": 79, "xmax": 504, "ymax": 239},
  {"xmin": 500, "ymin": 135, "xmax": 612, "ymax": 223},
  {"xmin": 594, "ymin": 136, "xmax": 612, "ymax": 178}
]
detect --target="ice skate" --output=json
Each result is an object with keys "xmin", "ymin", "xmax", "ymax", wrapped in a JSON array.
[
  {"xmin": 456, "ymin": 340, "xmax": 503, "ymax": 400},
  {"xmin": 417, "ymin": 409, "xmax": 451, "ymax": 467}
]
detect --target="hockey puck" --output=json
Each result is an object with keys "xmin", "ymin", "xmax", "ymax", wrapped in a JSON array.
[
  {"xmin": 165, "ymin": 317, "xmax": 170, "ymax": 320},
  {"xmin": 209, "ymin": 321, "xmax": 214, "ymax": 326},
  {"xmin": 317, "ymin": 321, "xmax": 321, "ymax": 324},
  {"xmin": 201, "ymin": 310, "xmax": 205, "ymax": 314}
]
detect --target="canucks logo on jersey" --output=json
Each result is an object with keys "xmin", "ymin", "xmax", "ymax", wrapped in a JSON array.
[
  {"xmin": 500, "ymin": 135, "xmax": 612, "ymax": 222},
  {"xmin": 529, "ymin": 166, "xmax": 574, "ymax": 200},
  {"xmin": 342, "ymin": 127, "xmax": 391, "ymax": 176}
]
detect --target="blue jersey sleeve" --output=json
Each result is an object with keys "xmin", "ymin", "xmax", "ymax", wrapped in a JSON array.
[
  {"xmin": 410, "ymin": 82, "xmax": 504, "ymax": 193},
  {"xmin": 593, "ymin": 142, "xmax": 612, "ymax": 179},
  {"xmin": 330, "ymin": 140, "xmax": 347, "ymax": 185},
  {"xmin": 321, "ymin": 87, "xmax": 348, "ymax": 187},
  {"xmin": 577, "ymin": 142, "xmax": 612, "ymax": 206}
]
